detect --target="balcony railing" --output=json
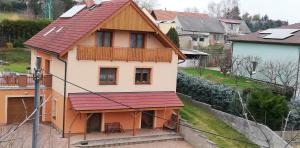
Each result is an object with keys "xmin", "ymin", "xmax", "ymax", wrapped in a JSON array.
[
  {"xmin": 0, "ymin": 74, "xmax": 52, "ymax": 88},
  {"xmin": 77, "ymin": 46, "xmax": 173, "ymax": 62}
]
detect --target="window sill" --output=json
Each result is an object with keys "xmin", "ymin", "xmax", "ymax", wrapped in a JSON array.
[
  {"xmin": 99, "ymin": 82, "xmax": 117, "ymax": 85},
  {"xmin": 135, "ymin": 82, "xmax": 151, "ymax": 85}
]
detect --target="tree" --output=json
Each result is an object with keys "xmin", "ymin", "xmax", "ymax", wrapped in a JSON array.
[
  {"xmin": 224, "ymin": 6, "xmax": 241, "ymax": 19},
  {"xmin": 29, "ymin": 0, "xmax": 42, "ymax": 17},
  {"xmin": 207, "ymin": 0, "xmax": 239, "ymax": 18},
  {"xmin": 259, "ymin": 61, "xmax": 279, "ymax": 84},
  {"xmin": 166, "ymin": 27, "xmax": 180, "ymax": 48},
  {"xmin": 133, "ymin": 0, "xmax": 157, "ymax": 10},
  {"xmin": 184, "ymin": 7, "xmax": 199, "ymax": 13},
  {"xmin": 240, "ymin": 56, "xmax": 261, "ymax": 79},
  {"xmin": 247, "ymin": 90, "xmax": 289, "ymax": 130}
]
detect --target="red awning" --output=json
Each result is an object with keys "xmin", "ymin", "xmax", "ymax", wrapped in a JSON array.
[{"xmin": 69, "ymin": 92, "xmax": 183, "ymax": 111}]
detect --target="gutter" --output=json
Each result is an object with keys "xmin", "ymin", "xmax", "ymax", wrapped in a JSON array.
[
  {"xmin": 57, "ymin": 55, "xmax": 67, "ymax": 138},
  {"xmin": 178, "ymin": 59, "xmax": 186, "ymax": 64}
]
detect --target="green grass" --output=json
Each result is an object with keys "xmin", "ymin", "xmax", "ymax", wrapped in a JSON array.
[
  {"xmin": 180, "ymin": 68, "xmax": 266, "ymax": 89},
  {"xmin": 0, "ymin": 48, "xmax": 30, "ymax": 73},
  {"xmin": 180, "ymin": 95, "xmax": 258, "ymax": 148},
  {"xmin": 0, "ymin": 12, "xmax": 31, "ymax": 22}
]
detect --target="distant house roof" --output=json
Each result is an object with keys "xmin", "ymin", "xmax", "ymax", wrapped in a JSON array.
[
  {"xmin": 219, "ymin": 19, "xmax": 241, "ymax": 24},
  {"xmin": 69, "ymin": 92, "xmax": 183, "ymax": 111},
  {"xmin": 151, "ymin": 9, "xmax": 208, "ymax": 21},
  {"xmin": 181, "ymin": 49, "xmax": 209, "ymax": 56},
  {"xmin": 219, "ymin": 19, "xmax": 251, "ymax": 34},
  {"xmin": 231, "ymin": 23, "xmax": 300, "ymax": 45},
  {"xmin": 176, "ymin": 16, "xmax": 225, "ymax": 34},
  {"xmin": 24, "ymin": 0, "xmax": 186, "ymax": 59}
]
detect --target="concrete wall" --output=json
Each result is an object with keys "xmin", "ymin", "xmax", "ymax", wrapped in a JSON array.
[
  {"xmin": 158, "ymin": 23, "xmax": 177, "ymax": 34},
  {"xmin": 180, "ymin": 120, "xmax": 216, "ymax": 148},
  {"xmin": 233, "ymin": 42, "xmax": 300, "ymax": 85},
  {"xmin": 181, "ymin": 95, "xmax": 292, "ymax": 148}
]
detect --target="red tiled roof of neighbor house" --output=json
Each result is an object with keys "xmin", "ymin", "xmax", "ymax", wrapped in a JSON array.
[
  {"xmin": 24, "ymin": 0, "xmax": 186, "ymax": 59},
  {"xmin": 230, "ymin": 23, "xmax": 300, "ymax": 45},
  {"xmin": 151, "ymin": 9, "xmax": 208, "ymax": 21},
  {"xmin": 69, "ymin": 92, "xmax": 184, "ymax": 111}
]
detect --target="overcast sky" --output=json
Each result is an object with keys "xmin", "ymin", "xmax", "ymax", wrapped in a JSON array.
[{"xmin": 156, "ymin": 0, "xmax": 300, "ymax": 24}]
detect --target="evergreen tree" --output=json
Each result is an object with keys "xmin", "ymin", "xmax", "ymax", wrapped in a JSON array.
[{"xmin": 166, "ymin": 27, "xmax": 180, "ymax": 48}]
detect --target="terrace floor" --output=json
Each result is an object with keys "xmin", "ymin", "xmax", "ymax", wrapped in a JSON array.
[{"xmin": 0, "ymin": 124, "xmax": 193, "ymax": 148}]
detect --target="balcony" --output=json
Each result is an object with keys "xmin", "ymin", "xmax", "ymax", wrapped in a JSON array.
[
  {"xmin": 0, "ymin": 74, "xmax": 52, "ymax": 88},
  {"xmin": 77, "ymin": 47, "xmax": 173, "ymax": 62}
]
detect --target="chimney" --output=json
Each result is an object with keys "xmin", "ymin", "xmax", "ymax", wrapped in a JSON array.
[{"xmin": 85, "ymin": 0, "xmax": 95, "ymax": 8}]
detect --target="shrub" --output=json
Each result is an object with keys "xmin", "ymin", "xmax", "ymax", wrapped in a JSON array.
[
  {"xmin": 287, "ymin": 101, "xmax": 300, "ymax": 130},
  {"xmin": 177, "ymin": 72, "xmax": 236, "ymax": 112},
  {"xmin": 247, "ymin": 90, "xmax": 289, "ymax": 130},
  {"xmin": 166, "ymin": 27, "xmax": 180, "ymax": 48},
  {"xmin": 0, "ymin": 19, "xmax": 51, "ymax": 47}
]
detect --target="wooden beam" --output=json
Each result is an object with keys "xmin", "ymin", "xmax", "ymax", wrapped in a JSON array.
[
  {"xmin": 176, "ymin": 110, "xmax": 180, "ymax": 133},
  {"xmin": 83, "ymin": 113, "xmax": 94, "ymax": 140}
]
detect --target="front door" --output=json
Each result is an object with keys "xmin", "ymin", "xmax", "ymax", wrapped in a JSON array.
[
  {"xmin": 87, "ymin": 113, "xmax": 101, "ymax": 133},
  {"xmin": 141, "ymin": 110, "xmax": 154, "ymax": 129}
]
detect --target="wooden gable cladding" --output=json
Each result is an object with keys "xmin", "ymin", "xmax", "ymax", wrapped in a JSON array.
[{"xmin": 100, "ymin": 4, "xmax": 155, "ymax": 32}]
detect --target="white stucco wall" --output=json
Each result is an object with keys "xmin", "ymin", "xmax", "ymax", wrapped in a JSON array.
[{"xmin": 232, "ymin": 42, "xmax": 300, "ymax": 83}]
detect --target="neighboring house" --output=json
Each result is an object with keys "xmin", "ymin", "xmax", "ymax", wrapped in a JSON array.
[
  {"xmin": 175, "ymin": 16, "xmax": 225, "ymax": 48},
  {"xmin": 219, "ymin": 19, "xmax": 251, "ymax": 41},
  {"xmin": 178, "ymin": 49, "xmax": 208, "ymax": 68},
  {"xmin": 231, "ymin": 23, "xmax": 300, "ymax": 98},
  {"xmin": 219, "ymin": 19, "xmax": 251, "ymax": 36},
  {"xmin": 0, "ymin": 0, "xmax": 186, "ymax": 137},
  {"xmin": 149, "ymin": 9, "xmax": 208, "ymax": 34}
]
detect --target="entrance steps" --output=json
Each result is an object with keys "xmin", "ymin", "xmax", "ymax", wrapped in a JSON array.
[{"xmin": 73, "ymin": 133, "xmax": 183, "ymax": 147}]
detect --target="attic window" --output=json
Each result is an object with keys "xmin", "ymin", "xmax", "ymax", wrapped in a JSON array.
[
  {"xmin": 43, "ymin": 27, "xmax": 56, "ymax": 36},
  {"xmin": 56, "ymin": 27, "xmax": 64, "ymax": 33}
]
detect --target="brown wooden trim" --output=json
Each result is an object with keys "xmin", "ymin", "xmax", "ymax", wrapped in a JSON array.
[
  {"xmin": 98, "ymin": 67, "xmax": 118, "ymax": 85},
  {"xmin": 78, "ymin": 107, "xmax": 183, "ymax": 113},
  {"xmin": 134, "ymin": 68, "xmax": 152, "ymax": 85}
]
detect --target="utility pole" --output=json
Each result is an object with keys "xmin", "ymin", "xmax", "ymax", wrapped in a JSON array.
[{"xmin": 32, "ymin": 57, "xmax": 42, "ymax": 148}]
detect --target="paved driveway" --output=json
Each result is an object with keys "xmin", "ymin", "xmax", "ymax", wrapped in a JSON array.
[{"xmin": 0, "ymin": 124, "xmax": 193, "ymax": 148}]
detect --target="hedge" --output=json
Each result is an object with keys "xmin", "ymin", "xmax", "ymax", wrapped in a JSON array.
[
  {"xmin": 177, "ymin": 72, "xmax": 236, "ymax": 112},
  {"xmin": 0, "ymin": 19, "xmax": 51, "ymax": 47}
]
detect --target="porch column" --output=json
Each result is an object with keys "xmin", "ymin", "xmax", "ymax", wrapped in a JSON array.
[
  {"xmin": 132, "ymin": 112, "xmax": 137, "ymax": 136},
  {"xmin": 176, "ymin": 109, "xmax": 180, "ymax": 133},
  {"xmin": 83, "ymin": 113, "xmax": 94, "ymax": 140}
]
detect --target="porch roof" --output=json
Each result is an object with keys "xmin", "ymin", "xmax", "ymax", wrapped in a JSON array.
[{"xmin": 69, "ymin": 92, "xmax": 183, "ymax": 112}]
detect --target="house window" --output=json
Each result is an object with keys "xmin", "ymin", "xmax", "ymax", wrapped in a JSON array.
[
  {"xmin": 96, "ymin": 31, "xmax": 112, "ymax": 47},
  {"xmin": 135, "ymin": 68, "xmax": 151, "ymax": 84},
  {"xmin": 199, "ymin": 37, "xmax": 205, "ymax": 42},
  {"xmin": 99, "ymin": 68, "xmax": 117, "ymax": 85},
  {"xmin": 130, "ymin": 33, "xmax": 145, "ymax": 48}
]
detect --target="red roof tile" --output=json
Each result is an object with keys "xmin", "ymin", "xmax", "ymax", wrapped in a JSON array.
[
  {"xmin": 151, "ymin": 9, "xmax": 208, "ymax": 21},
  {"xmin": 69, "ymin": 92, "xmax": 183, "ymax": 111},
  {"xmin": 24, "ymin": 0, "xmax": 129, "ymax": 55}
]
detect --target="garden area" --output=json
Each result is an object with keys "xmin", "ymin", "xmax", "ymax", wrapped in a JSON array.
[
  {"xmin": 180, "ymin": 95, "xmax": 257, "ymax": 148},
  {"xmin": 177, "ymin": 68, "xmax": 300, "ymax": 132},
  {"xmin": 0, "ymin": 48, "xmax": 30, "ymax": 73}
]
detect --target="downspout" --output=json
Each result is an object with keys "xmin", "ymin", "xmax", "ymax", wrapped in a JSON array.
[
  {"xmin": 57, "ymin": 55, "xmax": 67, "ymax": 138},
  {"xmin": 294, "ymin": 47, "xmax": 300, "ymax": 100}
]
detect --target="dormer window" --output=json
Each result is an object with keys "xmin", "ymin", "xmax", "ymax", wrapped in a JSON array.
[
  {"xmin": 130, "ymin": 33, "xmax": 145, "ymax": 48},
  {"xmin": 96, "ymin": 31, "xmax": 112, "ymax": 47}
]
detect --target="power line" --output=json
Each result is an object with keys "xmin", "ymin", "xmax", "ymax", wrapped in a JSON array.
[{"xmin": 46, "ymin": 71, "xmax": 262, "ymax": 147}]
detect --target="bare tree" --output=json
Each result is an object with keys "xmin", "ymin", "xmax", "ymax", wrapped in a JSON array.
[
  {"xmin": 207, "ymin": 0, "xmax": 239, "ymax": 18},
  {"xmin": 277, "ymin": 62, "xmax": 298, "ymax": 89},
  {"xmin": 259, "ymin": 61, "xmax": 279, "ymax": 84},
  {"xmin": 133, "ymin": 0, "xmax": 158, "ymax": 10},
  {"xmin": 184, "ymin": 7, "xmax": 199, "ymax": 13},
  {"xmin": 240, "ymin": 56, "xmax": 261, "ymax": 79}
]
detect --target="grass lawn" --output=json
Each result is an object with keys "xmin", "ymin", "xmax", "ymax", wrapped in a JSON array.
[
  {"xmin": 180, "ymin": 68, "xmax": 266, "ymax": 89},
  {"xmin": 0, "ymin": 12, "xmax": 31, "ymax": 22},
  {"xmin": 0, "ymin": 48, "xmax": 30, "ymax": 73},
  {"xmin": 180, "ymin": 95, "xmax": 258, "ymax": 148}
]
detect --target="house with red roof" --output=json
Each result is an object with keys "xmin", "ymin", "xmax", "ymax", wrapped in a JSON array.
[{"xmin": 0, "ymin": 0, "xmax": 185, "ymax": 137}]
